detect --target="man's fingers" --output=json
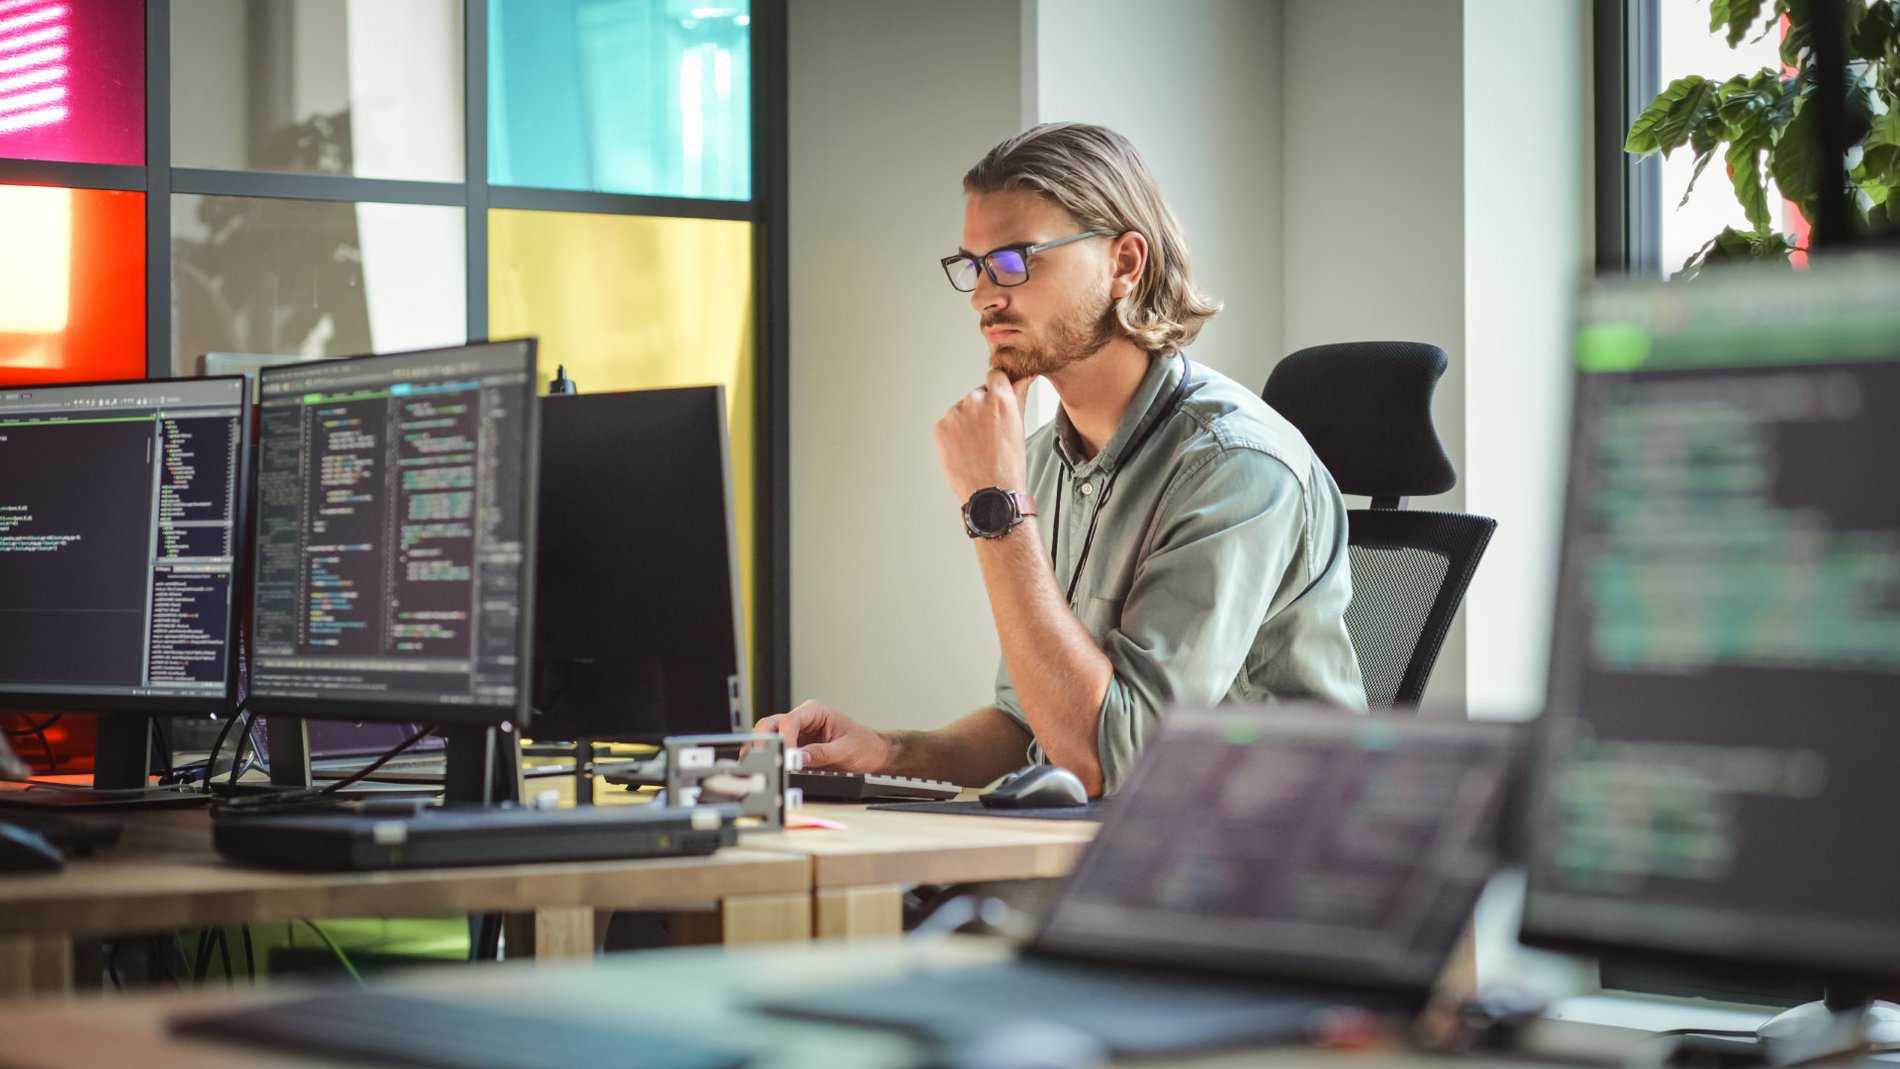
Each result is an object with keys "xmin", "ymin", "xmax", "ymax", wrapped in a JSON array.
[{"xmin": 798, "ymin": 741, "xmax": 839, "ymax": 769}]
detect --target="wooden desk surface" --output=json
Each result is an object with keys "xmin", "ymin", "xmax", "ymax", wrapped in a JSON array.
[
  {"xmin": 0, "ymin": 809, "xmax": 809, "ymax": 938},
  {"xmin": 746, "ymin": 801, "xmax": 1098, "ymax": 888},
  {"xmin": 0, "ymin": 937, "xmax": 1630, "ymax": 1069}
]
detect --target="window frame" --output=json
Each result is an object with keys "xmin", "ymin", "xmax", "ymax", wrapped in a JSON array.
[{"xmin": 0, "ymin": 0, "xmax": 792, "ymax": 716}]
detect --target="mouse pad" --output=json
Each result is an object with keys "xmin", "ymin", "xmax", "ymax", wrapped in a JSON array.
[{"xmin": 865, "ymin": 799, "xmax": 1107, "ymax": 820}]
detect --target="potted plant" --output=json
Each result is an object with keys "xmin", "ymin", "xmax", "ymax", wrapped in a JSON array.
[{"xmin": 1623, "ymin": 0, "xmax": 1899, "ymax": 276}]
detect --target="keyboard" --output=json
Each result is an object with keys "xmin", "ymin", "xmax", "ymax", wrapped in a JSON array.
[
  {"xmin": 789, "ymin": 770, "xmax": 961, "ymax": 803},
  {"xmin": 172, "ymin": 990, "xmax": 748, "ymax": 1069}
]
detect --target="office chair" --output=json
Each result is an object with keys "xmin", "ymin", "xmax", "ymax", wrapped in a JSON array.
[{"xmin": 1263, "ymin": 341, "xmax": 1497, "ymax": 707}]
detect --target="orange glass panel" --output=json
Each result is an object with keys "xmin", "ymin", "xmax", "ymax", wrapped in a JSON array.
[
  {"xmin": 0, "ymin": 183, "xmax": 143, "ymax": 385},
  {"xmin": 488, "ymin": 209, "xmax": 758, "ymax": 669}
]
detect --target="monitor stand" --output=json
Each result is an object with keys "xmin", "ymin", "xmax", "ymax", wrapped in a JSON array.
[
  {"xmin": 1757, "ymin": 988, "xmax": 1900, "ymax": 1049},
  {"xmin": 1660, "ymin": 988, "xmax": 1900, "ymax": 1068},
  {"xmin": 0, "ymin": 716, "xmax": 208, "ymax": 811},
  {"xmin": 261, "ymin": 720, "xmax": 520, "ymax": 806}
]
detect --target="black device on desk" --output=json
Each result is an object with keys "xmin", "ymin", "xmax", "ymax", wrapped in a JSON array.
[
  {"xmin": 1520, "ymin": 257, "xmax": 1900, "ymax": 1057},
  {"xmin": 763, "ymin": 706, "xmax": 1524, "ymax": 1058},
  {"xmin": 0, "ymin": 375, "xmax": 250, "ymax": 810},
  {"xmin": 245, "ymin": 340, "xmax": 540, "ymax": 809},
  {"xmin": 211, "ymin": 801, "xmax": 738, "ymax": 871}
]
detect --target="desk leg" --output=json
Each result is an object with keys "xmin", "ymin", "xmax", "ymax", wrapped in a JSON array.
[
  {"xmin": 717, "ymin": 893, "xmax": 812, "ymax": 944},
  {"xmin": 0, "ymin": 935, "xmax": 72, "ymax": 995},
  {"xmin": 814, "ymin": 885, "xmax": 904, "ymax": 940},
  {"xmin": 500, "ymin": 907, "xmax": 596, "ymax": 961}
]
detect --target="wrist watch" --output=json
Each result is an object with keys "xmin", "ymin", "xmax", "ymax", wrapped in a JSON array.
[{"xmin": 962, "ymin": 487, "xmax": 1037, "ymax": 540}]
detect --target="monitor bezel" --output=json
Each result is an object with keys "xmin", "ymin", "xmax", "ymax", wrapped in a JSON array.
[
  {"xmin": 244, "ymin": 340, "xmax": 540, "ymax": 730},
  {"xmin": 0, "ymin": 373, "xmax": 252, "ymax": 717}
]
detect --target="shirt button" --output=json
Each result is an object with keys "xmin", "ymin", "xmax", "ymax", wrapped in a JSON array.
[{"xmin": 1079, "ymin": 482, "xmax": 1095, "ymax": 497}]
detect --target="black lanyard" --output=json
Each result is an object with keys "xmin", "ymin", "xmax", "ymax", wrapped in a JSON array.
[{"xmin": 1051, "ymin": 355, "xmax": 1193, "ymax": 606}]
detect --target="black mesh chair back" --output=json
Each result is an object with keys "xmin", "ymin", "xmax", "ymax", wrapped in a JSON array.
[
  {"xmin": 1264, "ymin": 341, "xmax": 1497, "ymax": 707},
  {"xmin": 1342, "ymin": 509, "xmax": 1497, "ymax": 706}
]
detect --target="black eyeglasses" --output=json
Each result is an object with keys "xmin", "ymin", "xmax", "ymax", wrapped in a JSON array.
[{"xmin": 940, "ymin": 231, "xmax": 1110, "ymax": 292}]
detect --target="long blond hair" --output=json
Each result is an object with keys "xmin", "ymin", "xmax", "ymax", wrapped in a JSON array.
[{"xmin": 963, "ymin": 122, "xmax": 1221, "ymax": 354}]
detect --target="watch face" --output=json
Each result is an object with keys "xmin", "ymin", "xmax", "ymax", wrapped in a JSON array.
[{"xmin": 967, "ymin": 488, "xmax": 1016, "ymax": 534}]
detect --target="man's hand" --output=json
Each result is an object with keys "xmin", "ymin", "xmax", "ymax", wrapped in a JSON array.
[
  {"xmin": 934, "ymin": 369, "xmax": 1034, "ymax": 503},
  {"xmin": 753, "ymin": 700, "xmax": 890, "ymax": 772},
  {"xmin": 0, "ymin": 734, "xmax": 29, "ymax": 780}
]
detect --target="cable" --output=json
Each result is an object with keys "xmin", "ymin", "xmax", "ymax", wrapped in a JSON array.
[
  {"xmin": 226, "ymin": 707, "xmax": 258, "ymax": 789},
  {"xmin": 215, "ymin": 927, "xmax": 234, "ymax": 986},
  {"xmin": 199, "ymin": 709, "xmax": 244, "ymax": 794},
  {"xmin": 299, "ymin": 920, "xmax": 363, "ymax": 986},
  {"xmin": 319, "ymin": 724, "xmax": 439, "ymax": 795}
]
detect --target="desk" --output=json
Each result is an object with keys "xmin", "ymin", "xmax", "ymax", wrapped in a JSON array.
[
  {"xmin": 0, "ymin": 937, "xmax": 1639, "ymax": 1069},
  {"xmin": 746, "ymin": 802, "xmax": 1099, "ymax": 939},
  {"xmin": 0, "ymin": 809, "xmax": 811, "ymax": 996}
]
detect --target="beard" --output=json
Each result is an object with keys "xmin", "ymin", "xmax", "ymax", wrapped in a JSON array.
[{"xmin": 985, "ymin": 292, "xmax": 1119, "ymax": 382}]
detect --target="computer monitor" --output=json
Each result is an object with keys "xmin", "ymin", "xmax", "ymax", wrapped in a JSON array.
[
  {"xmin": 0, "ymin": 375, "xmax": 250, "ymax": 799},
  {"xmin": 247, "ymin": 341, "xmax": 539, "ymax": 802},
  {"xmin": 1521, "ymin": 257, "xmax": 1900, "ymax": 997},
  {"xmin": 530, "ymin": 385, "xmax": 748, "ymax": 743}
]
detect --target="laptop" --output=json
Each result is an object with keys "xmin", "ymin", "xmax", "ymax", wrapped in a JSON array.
[{"xmin": 760, "ymin": 706, "xmax": 1523, "ymax": 1057}]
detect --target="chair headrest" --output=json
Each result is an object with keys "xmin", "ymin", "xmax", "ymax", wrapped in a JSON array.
[{"xmin": 1262, "ymin": 341, "xmax": 1456, "ymax": 499}]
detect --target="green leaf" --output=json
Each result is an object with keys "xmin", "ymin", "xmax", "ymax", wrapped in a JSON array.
[
  {"xmin": 1726, "ymin": 135, "xmax": 1773, "ymax": 230},
  {"xmin": 1770, "ymin": 93, "xmax": 1820, "ymax": 215},
  {"xmin": 1627, "ymin": 76, "xmax": 1719, "ymax": 156},
  {"xmin": 1849, "ymin": 1, "xmax": 1900, "ymax": 62},
  {"xmin": 1712, "ymin": 0, "xmax": 1769, "ymax": 46},
  {"xmin": 1681, "ymin": 148, "xmax": 1720, "ymax": 207}
]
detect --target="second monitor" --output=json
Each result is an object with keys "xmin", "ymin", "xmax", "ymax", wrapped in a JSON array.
[{"xmin": 531, "ymin": 385, "xmax": 749, "ymax": 743}]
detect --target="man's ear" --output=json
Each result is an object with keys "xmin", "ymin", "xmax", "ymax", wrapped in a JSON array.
[{"xmin": 1108, "ymin": 231, "xmax": 1147, "ymax": 300}]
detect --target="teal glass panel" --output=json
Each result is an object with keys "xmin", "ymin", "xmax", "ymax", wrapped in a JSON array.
[{"xmin": 488, "ymin": 0, "xmax": 750, "ymax": 200}]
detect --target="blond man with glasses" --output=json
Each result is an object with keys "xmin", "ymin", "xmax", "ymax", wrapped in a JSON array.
[{"xmin": 760, "ymin": 123, "xmax": 1365, "ymax": 798}]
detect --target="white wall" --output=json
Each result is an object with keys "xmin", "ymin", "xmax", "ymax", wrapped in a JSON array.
[
  {"xmin": 1461, "ymin": 0, "xmax": 1587, "ymax": 719},
  {"xmin": 1033, "ymin": 0, "xmax": 1284, "ymax": 392},
  {"xmin": 1280, "ymin": 0, "xmax": 1470, "ymax": 709},
  {"xmin": 787, "ymin": 0, "xmax": 1029, "ymax": 728}
]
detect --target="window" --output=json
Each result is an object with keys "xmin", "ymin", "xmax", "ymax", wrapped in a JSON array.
[{"xmin": 0, "ymin": 0, "xmax": 788, "ymax": 712}]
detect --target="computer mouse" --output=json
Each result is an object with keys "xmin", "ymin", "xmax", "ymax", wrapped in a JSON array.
[
  {"xmin": 980, "ymin": 764, "xmax": 1089, "ymax": 809},
  {"xmin": 0, "ymin": 821, "xmax": 66, "ymax": 874}
]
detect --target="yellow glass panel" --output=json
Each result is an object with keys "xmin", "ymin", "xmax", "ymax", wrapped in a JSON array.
[{"xmin": 488, "ymin": 209, "xmax": 757, "ymax": 673}]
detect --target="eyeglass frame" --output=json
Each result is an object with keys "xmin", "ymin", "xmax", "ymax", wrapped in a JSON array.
[{"xmin": 940, "ymin": 230, "xmax": 1114, "ymax": 292}]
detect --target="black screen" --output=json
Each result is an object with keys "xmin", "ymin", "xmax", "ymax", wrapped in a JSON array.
[
  {"xmin": 248, "ymin": 342, "xmax": 537, "ymax": 725},
  {"xmin": 530, "ymin": 386, "xmax": 747, "ymax": 742},
  {"xmin": 0, "ymin": 376, "xmax": 246, "ymax": 711},
  {"xmin": 1037, "ymin": 709, "xmax": 1520, "ymax": 989},
  {"xmin": 1522, "ymin": 258, "xmax": 1900, "ymax": 980}
]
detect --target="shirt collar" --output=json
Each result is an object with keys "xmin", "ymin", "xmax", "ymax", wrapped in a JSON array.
[{"xmin": 1052, "ymin": 353, "xmax": 1184, "ymax": 475}]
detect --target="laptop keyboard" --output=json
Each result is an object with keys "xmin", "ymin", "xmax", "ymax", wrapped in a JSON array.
[{"xmin": 172, "ymin": 990, "xmax": 749, "ymax": 1069}]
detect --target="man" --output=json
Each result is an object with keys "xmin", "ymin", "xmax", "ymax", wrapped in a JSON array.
[{"xmin": 761, "ymin": 123, "xmax": 1365, "ymax": 797}]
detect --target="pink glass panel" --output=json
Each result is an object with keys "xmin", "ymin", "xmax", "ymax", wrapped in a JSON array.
[{"xmin": 0, "ymin": 0, "xmax": 144, "ymax": 166}]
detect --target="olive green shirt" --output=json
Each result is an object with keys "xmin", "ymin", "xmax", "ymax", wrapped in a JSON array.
[{"xmin": 995, "ymin": 354, "xmax": 1367, "ymax": 794}]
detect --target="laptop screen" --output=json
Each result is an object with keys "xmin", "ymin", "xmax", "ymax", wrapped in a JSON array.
[{"xmin": 1034, "ymin": 708, "xmax": 1521, "ymax": 990}]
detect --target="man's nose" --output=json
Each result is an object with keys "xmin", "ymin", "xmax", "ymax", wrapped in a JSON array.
[{"xmin": 970, "ymin": 275, "xmax": 1006, "ymax": 314}]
